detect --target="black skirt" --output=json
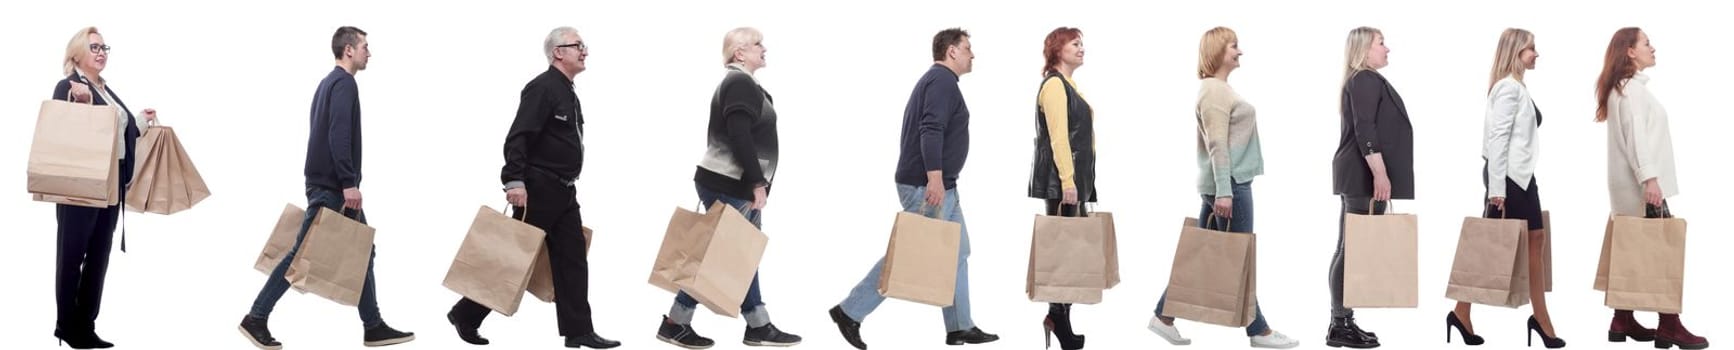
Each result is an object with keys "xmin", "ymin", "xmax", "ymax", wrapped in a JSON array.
[{"xmin": 1484, "ymin": 169, "xmax": 1544, "ymax": 230}]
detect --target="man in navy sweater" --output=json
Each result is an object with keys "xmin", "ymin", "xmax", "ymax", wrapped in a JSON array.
[
  {"xmin": 826, "ymin": 28, "xmax": 999, "ymax": 350},
  {"xmin": 238, "ymin": 26, "xmax": 414, "ymax": 350}
]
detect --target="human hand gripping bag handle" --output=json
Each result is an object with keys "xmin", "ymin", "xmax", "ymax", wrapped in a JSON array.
[
  {"xmin": 1026, "ymin": 203, "xmax": 1112, "ymax": 304},
  {"xmin": 1160, "ymin": 215, "xmax": 1257, "ymax": 327},
  {"xmin": 878, "ymin": 202, "xmax": 963, "ymax": 307},
  {"xmin": 27, "ymin": 98, "xmax": 121, "ymax": 208},
  {"xmin": 1599, "ymin": 205, "xmax": 1687, "ymax": 314},
  {"xmin": 443, "ymin": 204, "xmax": 546, "ymax": 316},
  {"xmin": 1445, "ymin": 204, "xmax": 1532, "ymax": 307},
  {"xmin": 283, "ymin": 207, "xmax": 375, "ymax": 306},
  {"xmin": 1342, "ymin": 199, "xmax": 1420, "ymax": 308}
]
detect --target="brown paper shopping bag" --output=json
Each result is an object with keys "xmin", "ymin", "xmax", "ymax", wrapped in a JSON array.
[
  {"xmin": 124, "ymin": 126, "xmax": 211, "ymax": 214},
  {"xmin": 443, "ymin": 206, "xmax": 546, "ymax": 316},
  {"xmin": 1605, "ymin": 215, "xmax": 1688, "ymax": 314},
  {"xmin": 674, "ymin": 203, "xmax": 770, "ymax": 318},
  {"xmin": 28, "ymin": 99, "xmax": 121, "ymax": 208},
  {"xmin": 123, "ymin": 127, "xmax": 166, "ymax": 212},
  {"xmin": 1026, "ymin": 212, "xmax": 1111, "ymax": 304},
  {"xmin": 285, "ymin": 207, "xmax": 376, "ymax": 306},
  {"xmin": 1160, "ymin": 217, "xmax": 1258, "ymax": 327},
  {"xmin": 1446, "ymin": 216, "xmax": 1531, "ymax": 307},
  {"xmin": 649, "ymin": 206, "xmax": 709, "ymax": 292},
  {"xmin": 1541, "ymin": 211, "xmax": 1553, "ymax": 292},
  {"xmin": 1594, "ymin": 215, "xmax": 1615, "ymax": 291},
  {"xmin": 524, "ymin": 224, "xmax": 588, "ymax": 303},
  {"xmin": 1099, "ymin": 212, "xmax": 1121, "ymax": 288},
  {"xmin": 255, "ymin": 204, "xmax": 308, "ymax": 274},
  {"xmin": 1342, "ymin": 202, "xmax": 1420, "ymax": 308},
  {"xmin": 878, "ymin": 210, "xmax": 963, "ymax": 307}
]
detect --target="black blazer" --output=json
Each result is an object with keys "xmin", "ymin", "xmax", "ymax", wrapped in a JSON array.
[
  {"xmin": 1332, "ymin": 70, "xmax": 1414, "ymax": 199},
  {"xmin": 53, "ymin": 72, "xmax": 140, "ymax": 191}
]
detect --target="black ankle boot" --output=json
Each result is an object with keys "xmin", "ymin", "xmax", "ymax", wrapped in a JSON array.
[{"xmin": 1044, "ymin": 303, "xmax": 1084, "ymax": 349}]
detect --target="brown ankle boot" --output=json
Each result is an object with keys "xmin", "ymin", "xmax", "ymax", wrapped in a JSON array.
[
  {"xmin": 1655, "ymin": 314, "xmax": 1709, "ymax": 350},
  {"xmin": 1609, "ymin": 310, "xmax": 1656, "ymax": 342}
]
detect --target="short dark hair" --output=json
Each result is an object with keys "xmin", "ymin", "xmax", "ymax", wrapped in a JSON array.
[
  {"xmin": 931, "ymin": 28, "xmax": 969, "ymax": 61},
  {"xmin": 331, "ymin": 26, "xmax": 368, "ymax": 60}
]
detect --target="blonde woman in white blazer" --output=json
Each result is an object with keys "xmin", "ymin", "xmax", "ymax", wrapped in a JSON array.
[
  {"xmin": 1594, "ymin": 27, "xmax": 1708, "ymax": 350},
  {"xmin": 1445, "ymin": 28, "xmax": 1566, "ymax": 349}
]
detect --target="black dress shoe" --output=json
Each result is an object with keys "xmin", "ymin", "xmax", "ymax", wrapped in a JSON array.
[
  {"xmin": 945, "ymin": 327, "xmax": 1000, "ymax": 345},
  {"xmin": 1326, "ymin": 317, "xmax": 1380, "ymax": 348},
  {"xmin": 566, "ymin": 333, "xmax": 621, "ymax": 349},
  {"xmin": 828, "ymin": 305, "xmax": 867, "ymax": 349},
  {"xmin": 448, "ymin": 312, "xmax": 489, "ymax": 345}
]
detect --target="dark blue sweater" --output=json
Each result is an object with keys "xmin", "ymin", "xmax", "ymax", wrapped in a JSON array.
[
  {"xmin": 305, "ymin": 66, "xmax": 362, "ymax": 190},
  {"xmin": 895, "ymin": 64, "xmax": 970, "ymax": 189}
]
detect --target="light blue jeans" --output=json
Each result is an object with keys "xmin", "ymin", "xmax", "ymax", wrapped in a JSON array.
[
  {"xmin": 1153, "ymin": 181, "xmax": 1270, "ymax": 336},
  {"xmin": 838, "ymin": 184, "xmax": 974, "ymax": 332}
]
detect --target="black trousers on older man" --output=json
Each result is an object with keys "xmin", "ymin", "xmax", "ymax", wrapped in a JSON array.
[{"xmin": 449, "ymin": 173, "xmax": 595, "ymax": 337}]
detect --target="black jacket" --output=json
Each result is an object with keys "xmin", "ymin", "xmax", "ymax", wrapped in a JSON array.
[
  {"xmin": 304, "ymin": 66, "xmax": 363, "ymax": 190},
  {"xmin": 53, "ymin": 72, "xmax": 139, "ymax": 190},
  {"xmin": 502, "ymin": 66, "xmax": 585, "ymax": 187},
  {"xmin": 1028, "ymin": 73, "xmax": 1097, "ymax": 202},
  {"xmin": 1333, "ymin": 70, "xmax": 1415, "ymax": 199}
]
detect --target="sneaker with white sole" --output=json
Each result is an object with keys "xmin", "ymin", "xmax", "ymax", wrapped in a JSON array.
[
  {"xmin": 1148, "ymin": 316, "xmax": 1192, "ymax": 345},
  {"xmin": 1250, "ymin": 330, "xmax": 1300, "ymax": 349}
]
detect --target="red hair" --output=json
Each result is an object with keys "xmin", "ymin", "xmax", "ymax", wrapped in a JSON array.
[
  {"xmin": 1595, "ymin": 27, "xmax": 1642, "ymax": 122},
  {"xmin": 1043, "ymin": 27, "xmax": 1082, "ymax": 76}
]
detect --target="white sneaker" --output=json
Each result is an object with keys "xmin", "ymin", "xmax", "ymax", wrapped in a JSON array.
[
  {"xmin": 1147, "ymin": 316, "xmax": 1191, "ymax": 345},
  {"xmin": 1250, "ymin": 330, "xmax": 1299, "ymax": 349}
]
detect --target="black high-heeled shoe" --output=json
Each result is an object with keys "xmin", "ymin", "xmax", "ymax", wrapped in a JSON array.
[
  {"xmin": 1445, "ymin": 311, "xmax": 1485, "ymax": 346},
  {"xmin": 1528, "ymin": 316, "xmax": 1566, "ymax": 348},
  {"xmin": 54, "ymin": 328, "xmax": 114, "ymax": 349},
  {"xmin": 1044, "ymin": 304, "xmax": 1085, "ymax": 349}
]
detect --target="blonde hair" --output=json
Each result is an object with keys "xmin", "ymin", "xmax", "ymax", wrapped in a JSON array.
[
  {"xmin": 1341, "ymin": 26, "xmax": 1382, "ymax": 86},
  {"xmin": 722, "ymin": 27, "xmax": 763, "ymax": 66},
  {"xmin": 63, "ymin": 26, "xmax": 101, "ymax": 77},
  {"xmin": 1487, "ymin": 28, "xmax": 1534, "ymax": 93},
  {"xmin": 1197, "ymin": 27, "xmax": 1238, "ymax": 79}
]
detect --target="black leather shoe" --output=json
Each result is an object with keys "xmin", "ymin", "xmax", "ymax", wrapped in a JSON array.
[
  {"xmin": 236, "ymin": 316, "xmax": 282, "ymax": 350},
  {"xmin": 448, "ymin": 312, "xmax": 488, "ymax": 345},
  {"xmin": 945, "ymin": 327, "xmax": 1000, "ymax": 346},
  {"xmin": 1326, "ymin": 317, "xmax": 1380, "ymax": 348},
  {"xmin": 656, "ymin": 316, "xmax": 714, "ymax": 349},
  {"xmin": 566, "ymin": 333, "xmax": 621, "ymax": 349},
  {"xmin": 829, "ymin": 305, "xmax": 867, "ymax": 349}
]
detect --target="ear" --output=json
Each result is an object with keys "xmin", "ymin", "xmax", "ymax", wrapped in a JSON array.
[{"xmin": 1626, "ymin": 46, "xmax": 1638, "ymax": 60}]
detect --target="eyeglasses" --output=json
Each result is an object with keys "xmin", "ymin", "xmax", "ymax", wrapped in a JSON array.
[
  {"xmin": 557, "ymin": 42, "xmax": 588, "ymax": 52},
  {"xmin": 89, "ymin": 43, "xmax": 112, "ymax": 54}
]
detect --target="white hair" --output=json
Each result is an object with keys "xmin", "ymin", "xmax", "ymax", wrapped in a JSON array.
[{"xmin": 544, "ymin": 26, "xmax": 579, "ymax": 64}]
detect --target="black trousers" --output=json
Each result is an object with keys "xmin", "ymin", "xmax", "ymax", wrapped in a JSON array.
[
  {"xmin": 450, "ymin": 175, "xmax": 594, "ymax": 336},
  {"xmin": 56, "ymin": 204, "xmax": 120, "ymax": 332}
]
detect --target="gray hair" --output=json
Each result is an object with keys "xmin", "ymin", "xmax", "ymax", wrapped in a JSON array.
[{"xmin": 544, "ymin": 26, "xmax": 579, "ymax": 64}]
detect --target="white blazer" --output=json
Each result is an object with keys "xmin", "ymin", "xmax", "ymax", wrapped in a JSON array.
[{"xmin": 1483, "ymin": 76, "xmax": 1539, "ymax": 198}]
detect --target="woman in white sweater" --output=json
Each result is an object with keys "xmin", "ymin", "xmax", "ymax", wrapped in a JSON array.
[
  {"xmin": 1594, "ymin": 27, "xmax": 1708, "ymax": 350},
  {"xmin": 1445, "ymin": 28, "xmax": 1563, "ymax": 348}
]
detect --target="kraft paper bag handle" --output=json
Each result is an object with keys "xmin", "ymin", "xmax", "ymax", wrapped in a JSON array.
[
  {"xmin": 1483, "ymin": 201, "xmax": 1509, "ymax": 219},
  {"xmin": 1366, "ymin": 199, "xmax": 1394, "ymax": 215},
  {"xmin": 505, "ymin": 203, "xmax": 529, "ymax": 222}
]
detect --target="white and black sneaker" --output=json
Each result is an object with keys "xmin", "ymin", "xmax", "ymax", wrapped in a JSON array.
[
  {"xmin": 743, "ymin": 323, "xmax": 801, "ymax": 347},
  {"xmin": 657, "ymin": 316, "xmax": 715, "ymax": 349}
]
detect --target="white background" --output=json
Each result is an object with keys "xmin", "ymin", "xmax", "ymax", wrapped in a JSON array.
[{"xmin": 2, "ymin": 0, "xmax": 1728, "ymax": 349}]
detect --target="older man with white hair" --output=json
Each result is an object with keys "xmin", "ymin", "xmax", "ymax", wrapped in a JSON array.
[{"xmin": 445, "ymin": 26, "xmax": 620, "ymax": 349}]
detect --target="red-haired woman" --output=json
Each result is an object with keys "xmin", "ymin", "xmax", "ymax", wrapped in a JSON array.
[
  {"xmin": 1028, "ymin": 26, "xmax": 1094, "ymax": 350},
  {"xmin": 1594, "ymin": 27, "xmax": 1709, "ymax": 350}
]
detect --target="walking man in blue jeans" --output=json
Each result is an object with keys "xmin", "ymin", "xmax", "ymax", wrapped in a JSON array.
[
  {"xmin": 826, "ymin": 28, "xmax": 999, "ymax": 350},
  {"xmin": 237, "ymin": 26, "xmax": 414, "ymax": 350}
]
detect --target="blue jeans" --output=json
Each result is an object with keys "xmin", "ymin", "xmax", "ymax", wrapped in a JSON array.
[
  {"xmin": 670, "ymin": 183, "xmax": 768, "ymax": 327},
  {"xmin": 838, "ymin": 184, "xmax": 974, "ymax": 332},
  {"xmin": 1154, "ymin": 181, "xmax": 1270, "ymax": 336},
  {"xmin": 248, "ymin": 186, "xmax": 383, "ymax": 328}
]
